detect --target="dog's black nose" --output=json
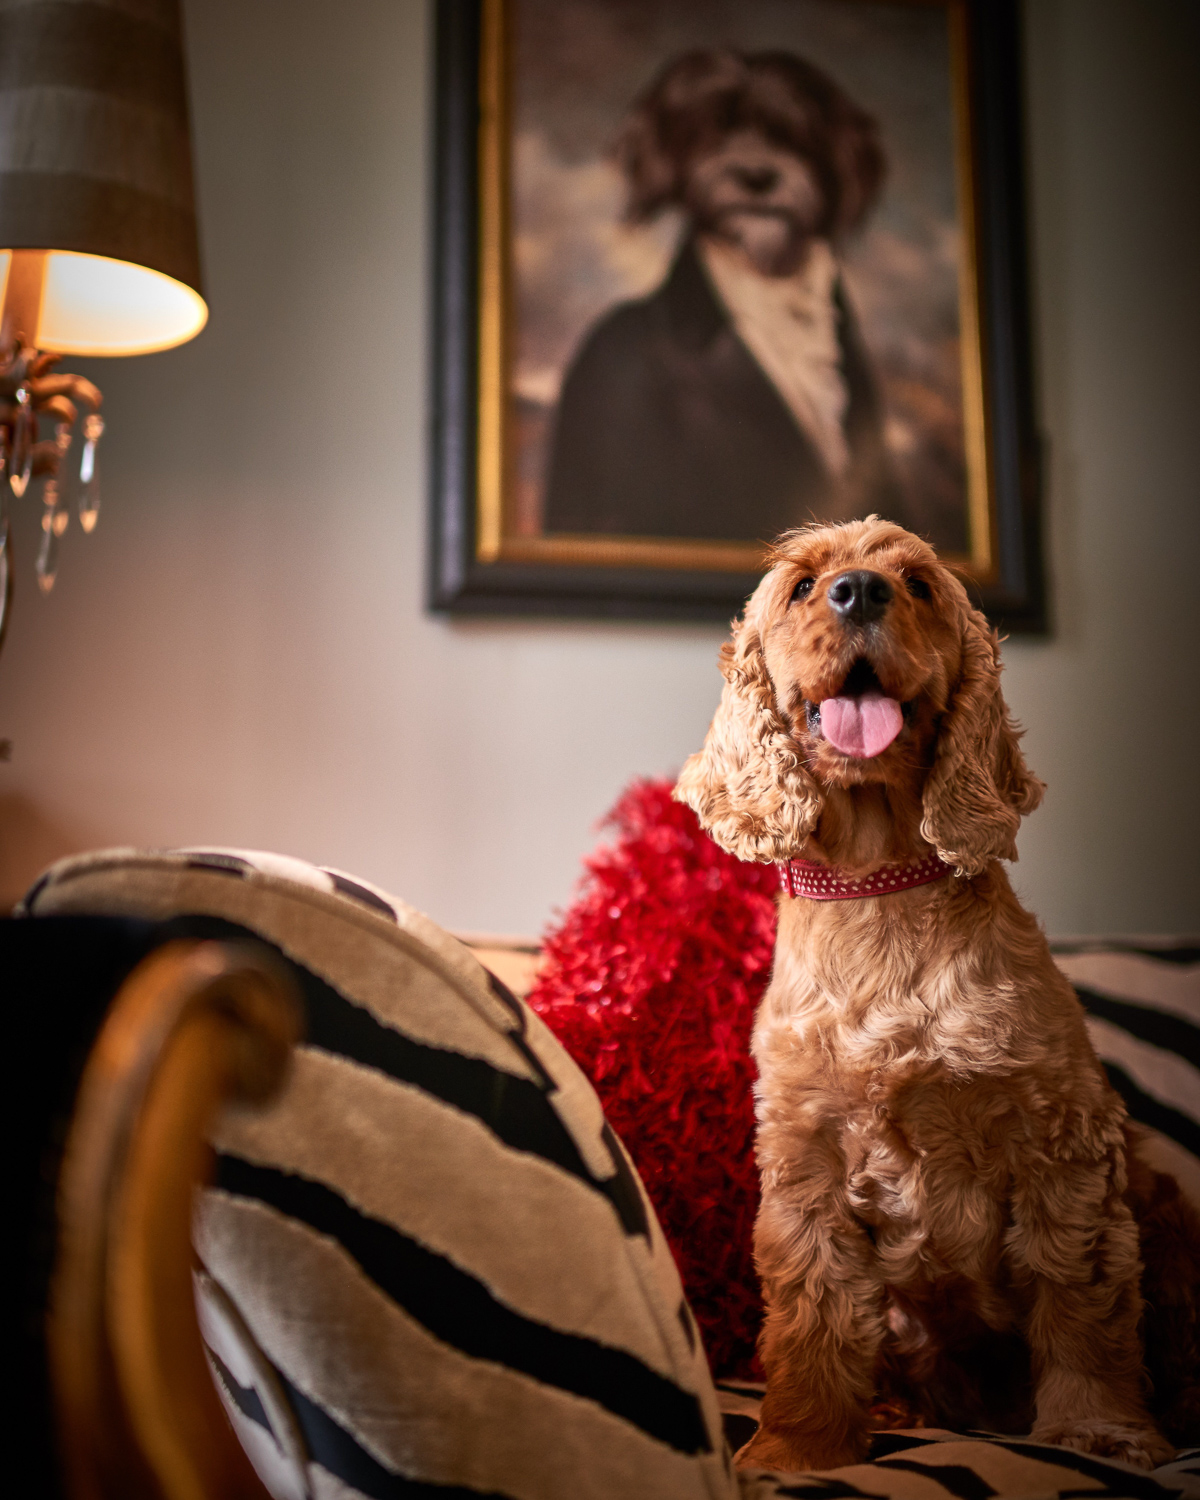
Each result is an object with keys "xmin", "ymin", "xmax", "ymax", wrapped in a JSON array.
[
  {"xmin": 827, "ymin": 570, "xmax": 894, "ymax": 625},
  {"xmin": 734, "ymin": 165, "xmax": 779, "ymax": 194}
]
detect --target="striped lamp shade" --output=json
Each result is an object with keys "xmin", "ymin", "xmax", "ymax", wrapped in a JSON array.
[{"xmin": 0, "ymin": 0, "xmax": 207, "ymax": 354}]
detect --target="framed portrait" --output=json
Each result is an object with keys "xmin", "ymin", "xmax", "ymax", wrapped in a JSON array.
[{"xmin": 429, "ymin": 0, "xmax": 1045, "ymax": 630}]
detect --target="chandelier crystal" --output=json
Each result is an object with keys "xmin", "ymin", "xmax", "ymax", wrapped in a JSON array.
[{"xmin": 0, "ymin": 337, "xmax": 104, "ymax": 631}]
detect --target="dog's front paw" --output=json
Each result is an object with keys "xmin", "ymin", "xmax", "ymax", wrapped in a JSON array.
[
  {"xmin": 1033, "ymin": 1421, "xmax": 1175, "ymax": 1470},
  {"xmin": 734, "ymin": 1424, "xmax": 863, "ymax": 1474}
]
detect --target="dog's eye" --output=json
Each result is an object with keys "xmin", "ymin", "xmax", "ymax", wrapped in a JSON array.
[
  {"xmin": 790, "ymin": 576, "xmax": 815, "ymax": 603},
  {"xmin": 906, "ymin": 576, "xmax": 931, "ymax": 600}
]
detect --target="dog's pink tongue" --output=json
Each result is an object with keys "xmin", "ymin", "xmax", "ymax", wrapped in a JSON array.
[{"xmin": 821, "ymin": 693, "xmax": 903, "ymax": 758}]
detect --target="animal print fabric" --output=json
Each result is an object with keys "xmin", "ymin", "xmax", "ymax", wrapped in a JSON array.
[
  {"xmin": 20, "ymin": 850, "xmax": 1198, "ymax": 1500},
  {"xmin": 1051, "ymin": 941, "xmax": 1199, "ymax": 1208},
  {"xmin": 734, "ymin": 1425, "xmax": 1200, "ymax": 1500},
  {"xmin": 22, "ymin": 847, "xmax": 730, "ymax": 1500}
]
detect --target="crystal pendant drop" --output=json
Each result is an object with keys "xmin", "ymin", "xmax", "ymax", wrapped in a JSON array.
[
  {"xmin": 9, "ymin": 387, "xmax": 33, "ymax": 498},
  {"xmin": 37, "ymin": 480, "xmax": 61, "ymax": 592},
  {"xmin": 78, "ymin": 413, "xmax": 104, "ymax": 532},
  {"xmin": 45, "ymin": 474, "xmax": 67, "ymax": 534},
  {"xmin": 52, "ymin": 418, "xmax": 73, "ymax": 503},
  {"xmin": 37, "ymin": 519, "xmax": 60, "ymax": 593},
  {"xmin": 46, "ymin": 470, "xmax": 69, "ymax": 535}
]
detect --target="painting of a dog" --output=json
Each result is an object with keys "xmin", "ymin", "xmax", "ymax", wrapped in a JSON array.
[
  {"xmin": 543, "ymin": 48, "xmax": 899, "ymax": 543},
  {"xmin": 508, "ymin": 0, "xmax": 981, "ymax": 558},
  {"xmin": 431, "ymin": 0, "xmax": 1045, "ymax": 623}
]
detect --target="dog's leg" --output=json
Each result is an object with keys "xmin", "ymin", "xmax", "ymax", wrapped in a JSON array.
[
  {"xmin": 1014, "ymin": 1155, "xmax": 1174, "ymax": 1469},
  {"xmin": 737, "ymin": 1129, "xmax": 883, "ymax": 1472}
]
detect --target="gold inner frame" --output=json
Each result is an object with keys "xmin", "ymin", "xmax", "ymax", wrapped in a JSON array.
[{"xmin": 476, "ymin": 0, "xmax": 996, "ymax": 580}]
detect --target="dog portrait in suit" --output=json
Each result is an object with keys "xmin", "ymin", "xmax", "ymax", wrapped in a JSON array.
[
  {"xmin": 542, "ymin": 49, "xmax": 905, "ymax": 544},
  {"xmin": 471, "ymin": 0, "xmax": 995, "ymax": 592}
]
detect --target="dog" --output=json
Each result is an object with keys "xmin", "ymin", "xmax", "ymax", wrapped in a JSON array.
[
  {"xmin": 543, "ymin": 49, "xmax": 904, "ymax": 543},
  {"xmin": 674, "ymin": 517, "xmax": 1199, "ymax": 1472}
]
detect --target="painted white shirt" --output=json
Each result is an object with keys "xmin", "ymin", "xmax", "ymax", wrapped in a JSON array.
[{"xmin": 698, "ymin": 235, "xmax": 850, "ymax": 478}]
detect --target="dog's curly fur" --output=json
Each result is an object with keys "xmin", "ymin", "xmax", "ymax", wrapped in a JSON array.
[{"xmin": 675, "ymin": 518, "xmax": 1200, "ymax": 1472}]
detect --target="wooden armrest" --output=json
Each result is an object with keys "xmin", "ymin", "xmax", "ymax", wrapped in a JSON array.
[{"xmin": 49, "ymin": 939, "xmax": 302, "ymax": 1500}]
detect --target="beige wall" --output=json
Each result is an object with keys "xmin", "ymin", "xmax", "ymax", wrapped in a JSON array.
[{"xmin": 0, "ymin": 0, "xmax": 1196, "ymax": 936}]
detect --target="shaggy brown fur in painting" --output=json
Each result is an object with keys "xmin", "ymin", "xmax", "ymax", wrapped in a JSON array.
[{"xmin": 675, "ymin": 518, "xmax": 1199, "ymax": 1472}]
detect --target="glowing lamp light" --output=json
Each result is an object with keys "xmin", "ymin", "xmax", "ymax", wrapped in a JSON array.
[
  {"xmin": 0, "ymin": 0, "xmax": 207, "ymax": 642},
  {"xmin": 0, "ymin": 251, "xmax": 208, "ymax": 358}
]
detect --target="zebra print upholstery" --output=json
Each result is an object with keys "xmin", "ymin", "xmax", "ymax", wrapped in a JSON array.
[
  {"xmin": 21, "ymin": 847, "xmax": 727, "ymax": 1500},
  {"xmin": 19, "ymin": 849, "xmax": 1198, "ymax": 1500}
]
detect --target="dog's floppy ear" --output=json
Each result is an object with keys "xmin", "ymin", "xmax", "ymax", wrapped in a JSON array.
[
  {"xmin": 674, "ymin": 606, "xmax": 822, "ymax": 862},
  {"xmin": 920, "ymin": 602, "xmax": 1045, "ymax": 875}
]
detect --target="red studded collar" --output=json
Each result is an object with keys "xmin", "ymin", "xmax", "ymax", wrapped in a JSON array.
[{"xmin": 777, "ymin": 853, "xmax": 954, "ymax": 901}]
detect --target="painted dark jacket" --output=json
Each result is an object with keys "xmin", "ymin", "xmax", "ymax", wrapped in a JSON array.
[{"xmin": 542, "ymin": 241, "xmax": 902, "ymax": 543}]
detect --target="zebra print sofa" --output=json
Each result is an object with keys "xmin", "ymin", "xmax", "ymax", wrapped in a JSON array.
[{"xmin": 14, "ymin": 848, "xmax": 1199, "ymax": 1500}]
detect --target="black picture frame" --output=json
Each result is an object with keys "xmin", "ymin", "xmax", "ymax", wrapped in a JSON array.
[{"xmin": 428, "ymin": 0, "xmax": 1046, "ymax": 632}]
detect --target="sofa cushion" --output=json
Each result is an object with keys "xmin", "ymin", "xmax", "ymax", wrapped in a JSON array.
[
  {"xmin": 736, "ymin": 1428, "xmax": 1200, "ymax": 1500},
  {"xmin": 1053, "ymin": 941, "xmax": 1200, "ymax": 1210}
]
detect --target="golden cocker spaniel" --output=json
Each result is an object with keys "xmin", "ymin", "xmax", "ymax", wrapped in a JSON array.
[{"xmin": 675, "ymin": 518, "xmax": 1199, "ymax": 1472}]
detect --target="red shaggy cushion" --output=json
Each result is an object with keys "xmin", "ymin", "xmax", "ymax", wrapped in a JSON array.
[{"xmin": 527, "ymin": 779, "xmax": 778, "ymax": 1378}]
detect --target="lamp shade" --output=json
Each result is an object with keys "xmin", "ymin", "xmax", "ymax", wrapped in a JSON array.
[{"xmin": 0, "ymin": 0, "xmax": 207, "ymax": 354}]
